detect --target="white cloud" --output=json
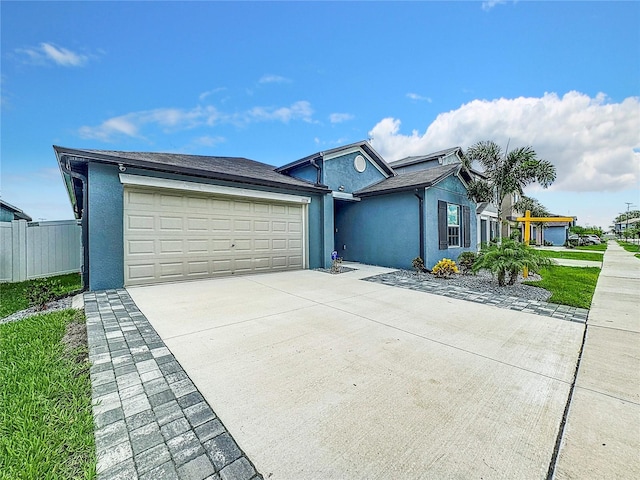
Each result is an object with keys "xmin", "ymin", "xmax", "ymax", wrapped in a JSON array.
[
  {"xmin": 199, "ymin": 87, "xmax": 226, "ymax": 101},
  {"xmin": 259, "ymin": 74, "xmax": 291, "ymax": 84},
  {"xmin": 246, "ymin": 101, "xmax": 313, "ymax": 123},
  {"xmin": 78, "ymin": 101, "xmax": 314, "ymax": 141},
  {"xmin": 192, "ymin": 135, "xmax": 225, "ymax": 147},
  {"xmin": 482, "ymin": 1, "xmax": 509, "ymax": 11},
  {"xmin": 16, "ymin": 42, "xmax": 89, "ymax": 67},
  {"xmin": 329, "ymin": 113, "xmax": 354, "ymax": 124},
  {"xmin": 369, "ymin": 91, "xmax": 640, "ymax": 193},
  {"xmin": 406, "ymin": 93, "xmax": 432, "ymax": 103},
  {"xmin": 79, "ymin": 106, "xmax": 221, "ymax": 141}
]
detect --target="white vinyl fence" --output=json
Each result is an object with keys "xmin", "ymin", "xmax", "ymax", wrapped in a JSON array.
[{"xmin": 0, "ymin": 219, "xmax": 82, "ymax": 283}]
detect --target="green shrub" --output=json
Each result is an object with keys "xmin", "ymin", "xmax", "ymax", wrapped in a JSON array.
[
  {"xmin": 472, "ymin": 239, "xmax": 554, "ymax": 286},
  {"xmin": 27, "ymin": 278, "xmax": 62, "ymax": 310},
  {"xmin": 432, "ymin": 258, "xmax": 459, "ymax": 278},
  {"xmin": 412, "ymin": 257, "xmax": 425, "ymax": 273},
  {"xmin": 457, "ymin": 251, "xmax": 478, "ymax": 275}
]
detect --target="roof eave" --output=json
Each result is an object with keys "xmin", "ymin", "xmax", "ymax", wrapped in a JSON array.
[{"xmin": 54, "ymin": 146, "xmax": 330, "ymax": 195}]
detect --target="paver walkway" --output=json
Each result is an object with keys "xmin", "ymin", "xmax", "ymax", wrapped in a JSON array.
[
  {"xmin": 363, "ymin": 272, "xmax": 589, "ymax": 323},
  {"xmin": 85, "ymin": 289, "xmax": 262, "ymax": 480}
]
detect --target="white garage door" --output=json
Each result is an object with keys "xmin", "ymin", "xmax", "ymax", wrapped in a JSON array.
[{"xmin": 123, "ymin": 186, "xmax": 306, "ymax": 286}]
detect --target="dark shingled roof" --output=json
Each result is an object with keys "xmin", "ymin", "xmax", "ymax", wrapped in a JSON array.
[
  {"xmin": 355, "ymin": 164, "xmax": 461, "ymax": 197},
  {"xmin": 53, "ymin": 146, "xmax": 329, "ymax": 193},
  {"xmin": 389, "ymin": 147, "xmax": 463, "ymax": 169}
]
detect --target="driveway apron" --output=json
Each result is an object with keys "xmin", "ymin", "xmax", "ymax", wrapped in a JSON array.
[{"xmin": 127, "ymin": 266, "xmax": 585, "ymax": 480}]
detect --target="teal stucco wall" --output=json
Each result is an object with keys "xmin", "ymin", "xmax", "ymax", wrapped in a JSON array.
[
  {"xmin": 424, "ymin": 175, "xmax": 477, "ymax": 269},
  {"xmin": 334, "ymin": 191, "xmax": 421, "ymax": 270},
  {"xmin": 87, "ymin": 162, "xmax": 125, "ymax": 290}
]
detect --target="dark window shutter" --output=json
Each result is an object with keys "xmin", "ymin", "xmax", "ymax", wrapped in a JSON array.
[
  {"xmin": 463, "ymin": 205, "xmax": 471, "ymax": 248},
  {"xmin": 438, "ymin": 200, "xmax": 448, "ymax": 250}
]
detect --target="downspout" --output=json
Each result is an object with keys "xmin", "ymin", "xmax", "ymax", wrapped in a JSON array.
[
  {"xmin": 310, "ymin": 155, "xmax": 323, "ymax": 186},
  {"xmin": 414, "ymin": 189, "xmax": 425, "ymax": 262},
  {"xmin": 60, "ymin": 157, "xmax": 89, "ymax": 291}
]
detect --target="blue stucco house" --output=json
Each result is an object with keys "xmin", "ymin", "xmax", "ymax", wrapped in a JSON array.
[
  {"xmin": 55, "ymin": 141, "xmax": 478, "ymax": 291},
  {"xmin": 529, "ymin": 216, "xmax": 576, "ymax": 246}
]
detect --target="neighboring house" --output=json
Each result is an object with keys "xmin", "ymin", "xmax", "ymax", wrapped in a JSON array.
[
  {"xmin": 501, "ymin": 192, "xmax": 522, "ymax": 239},
  {"xmin": 615, "ymin": 217, "xmax": 640, "ymax": 235},
  {"xmin": 529, "ymin": 216, "xmax": 577, "ymax": 246},
  {"xmin": 0, "ymin": 199, "xmax": 32, "ymax": 222},
  {"xmin": 55, "ymin": 141, "xmax": 478, "ymax": 291}
]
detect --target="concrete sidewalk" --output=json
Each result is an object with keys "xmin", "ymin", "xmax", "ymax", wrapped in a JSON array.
[{"xmin": 553, "ymin": 241, "xmax": 640, "ymax": 479}]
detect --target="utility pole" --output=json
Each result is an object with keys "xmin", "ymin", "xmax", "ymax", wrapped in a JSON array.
[{"xmin": 624, "ymin": 202, "xmax": 634, "ymax": 238}]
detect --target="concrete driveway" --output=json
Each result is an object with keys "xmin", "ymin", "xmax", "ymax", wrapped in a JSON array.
[{"xmin": 128, "ymin": 265, "xmax": 584, "ymax": 479}]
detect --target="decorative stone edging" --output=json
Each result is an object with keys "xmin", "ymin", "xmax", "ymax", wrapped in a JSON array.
[{"xmin": 362, "ymin": 272, "xmax": 589, "ymax": 323}]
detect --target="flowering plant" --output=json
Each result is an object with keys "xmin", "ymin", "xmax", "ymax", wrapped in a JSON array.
[{"xmin": 432, "ymin": 258, "xmax": 459, "ymax": 278}]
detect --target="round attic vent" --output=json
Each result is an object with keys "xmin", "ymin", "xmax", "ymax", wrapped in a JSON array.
[{"xmin": 354, "ymin": 154, "xmax": 366, "ymax": 173}]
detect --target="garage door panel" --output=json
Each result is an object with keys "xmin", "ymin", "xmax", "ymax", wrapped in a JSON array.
[
  {"xmin": 187, "ymin": 261, "xmax": 209, "ymax": 275},
  {"xmin": 234, "ymin": 219, "xmax": 252, "ymax": 231},
  {"xmin": 126, "ymin": 239, "xmax": 155, "ymax": 255},
  {"xmin": 128, "ymin": 215, "xmax": 155, "ymax": 230},
  {"xmin": 159, "ymin": 240, "xmax": 184, "ymax": 254},
  {"xmin": 212, "ymin": 218, "xmax": 232, "ymax": 231},
  {"xmin": 234, "ymin": 239, "xmax": 252, "ymax": 251},
  {"xmin": 124, "ymin": 187, "xmax": 306, "ymax": 286},
  {"xmin": 187, "ymin": 217, "xmax": 208, "ymax": 230},
  {"xmin": 159, "ymin": 216, "xmax": 183, "ymax": 230},
  {"xmin": 159, "ymin": 262, "xmax": 184, "ymax": 278},
  {"xmin": 234, "ymin": 258, "xmax": 253, "ymax": 271},
  {"xmin": 187, "ymin": 239, "xmax": 209, "ymax": 253},
  {"xmin": 212, "ymin": 259, "xmax": 233, "ymax": 273}
]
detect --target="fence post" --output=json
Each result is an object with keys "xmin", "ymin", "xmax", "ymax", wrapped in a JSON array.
[{"xmin": 11, "ymin": 220, "xmax": 27, "ymax": 282}]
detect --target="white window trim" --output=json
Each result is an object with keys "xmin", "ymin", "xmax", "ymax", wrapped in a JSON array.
[
  {"xmin": 119, "ymin": 174, "xmax": 312, "ymax": 204},
  {"xmin": 447, "ymin": 203, "xmax": 461, "ymax": 248}
]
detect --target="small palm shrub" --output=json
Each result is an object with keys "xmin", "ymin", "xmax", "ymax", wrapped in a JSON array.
[
  {"xmin": 412, "ymin": 257, "xmax": 425, "ymax": 273},
  {"xmin": 472, "ymin": 239, "xmax": 554, "ymax": 286},
  {"xmin": 457, "ymin": 251, "xmax": 478, "ymax": 275},
  {"xmin": 432, "ymin": 258, "xmax": 459, "ymax": 278}
]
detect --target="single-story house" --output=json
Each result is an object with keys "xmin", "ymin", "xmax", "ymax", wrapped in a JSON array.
[
  {"xmin": 528, "ymin": 216, "xmax": 577, "ymax": 246},
  {"xmin": 615, "ymin": 217, "xmax": 640, "ymax": 235},
  {"xmin": 0, "ymin": 199, "xmax": 32, "ymax": 222},
  {"xmin": 55, "ymin": 141, "xmax": 478, "ymax": 291}
]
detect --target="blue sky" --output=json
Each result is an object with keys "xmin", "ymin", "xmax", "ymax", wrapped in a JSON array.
[{"xmin": 1, "ymin": 1, "xmax": 639, "ymax": 229}]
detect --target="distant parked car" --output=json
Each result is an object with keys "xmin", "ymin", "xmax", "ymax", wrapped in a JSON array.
[
  {"xmin": 568, "ymin": 234, "xmax": 601, "ymax": 246},
  {"xmin": 585, "ymin": 234, "xmax": 602, "ymax": 245}
]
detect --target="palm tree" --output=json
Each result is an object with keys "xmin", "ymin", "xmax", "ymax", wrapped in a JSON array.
[
  {"xmin": 472, "ymin": 239, "xmax": 555, "ymax": 286},
  {"xmin": 463, "ymin": 141, "xmax": 556, "ymax": 239}
]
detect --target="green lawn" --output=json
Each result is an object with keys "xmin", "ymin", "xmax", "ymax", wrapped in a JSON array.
[
  {"xmin": 618, "ymin": 241, "xmax": 640, "ymax": 253},
  {"xmin": 536, "ymin": 250, "xmax": 603, "ymax": 262},
  {"xmin": 0, "ymin": 273, "xmax": 82, "ymax": 319},
  {"xmin": 575, "ymin": 243, "xmax": 608, "ymax": 252},
  {"xmin": 524, "ymin": 265, "xmax": 600, "ymax": 309},
  {"xmin": 0, "ymin": 310, "xmax": 96, "ymax": 479}
]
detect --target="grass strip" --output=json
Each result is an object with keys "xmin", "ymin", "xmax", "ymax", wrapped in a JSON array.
[
  {"xmin": 0, "ymin": 273, "xmax": 82, "ymax": 318},
  {"xmin": 524, "ymin": 265, "xmax": 600, "ymax": 309},
  {"xmin": 536, "ymin": 250, "xmax": 603, "ymax": 262},
  {"xmin": 0, "ymin": 310, "xmax": 96, "ymax": 480},
  {"xmin": 574, "ymin": 243, "xmax": 607, "ymax": 251},
  {"xmin": 617, "ymin": 241, "xmax": 640, "ymax": 253}
]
